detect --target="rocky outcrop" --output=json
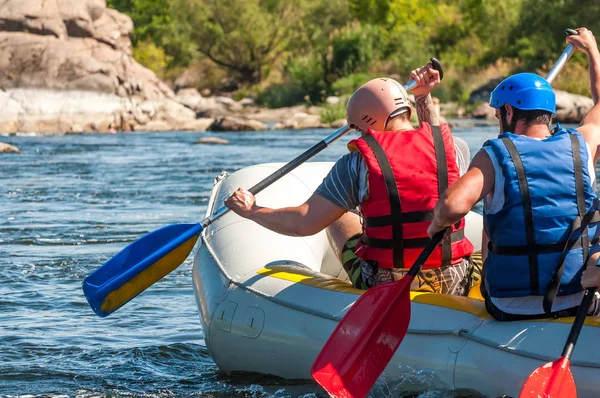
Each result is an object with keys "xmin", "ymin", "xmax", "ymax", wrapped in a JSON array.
[
  {"xmin": 0, "ymin": 142, "xmax": 19, "ymax": 152},
  {"xmin": 209, "ymin": 116, "xmax": 268, "ymax": 132},
  {"xmin": 0, "ymin": 1, "xmax": 171, "ymax": 99},
  {"xmin": 0, "ymin": 88, "xmax": 213, "ymax": 134},
  {"xmin": 0, "ymin": 0, "xmax": 212, "ymax": 134}
]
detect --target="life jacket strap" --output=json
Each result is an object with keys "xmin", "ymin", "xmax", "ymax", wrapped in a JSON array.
[
  {"xmin": 500, "ymin": 136, "xmax": 540, "ymax": 294},
  {"xmin": 543, "ymin": 133, "xmax": 592, "ymax": 314},
  {"xmin": 363, "ymin": 211, "xmax": 434, "ymax": 228},
  {"xmin": 361, "ymin": 229, "xmax": 465, "ymax": 250},
  {"xmin": 362, "ymin": 134, "xmax": 404, "ymax": 267}
]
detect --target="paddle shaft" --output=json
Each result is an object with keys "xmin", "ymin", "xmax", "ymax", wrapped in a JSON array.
[
  {"xmin": 407, "ymin": 230, "xmax": 446, "ymax": 278},
  {"xmin": 561, "ymin": 288, "xmax": 597, "ymax": 360},
  {"xmin": 546, "ymin": 29, "xmax": 579, "ymax": 84},
  {"xmin": 202, "ymin": 58, "xmax": 443, "ymax": 230}
]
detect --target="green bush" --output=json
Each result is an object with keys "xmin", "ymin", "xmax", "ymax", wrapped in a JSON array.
[
  {"xmin": 331, "ymin": 73, "xmax": 374, "ymax": 95},
  {"xmin": 320, "ymin": 100, "xmax": 347, "ymax": 124},
  {"xmin": 329, "ymin": 23, "xmax": 380, "ymax": 78},
  {"xmin": 256, "ymin": 83, "xmax": 306, "ymax": 108},
  {"xmin": 132, "ymin": 40, "xmax": 173, "ymax": 78},
  {"xmin": 288, "ymin": 54, "xmax": 329, "ymax": 104}
]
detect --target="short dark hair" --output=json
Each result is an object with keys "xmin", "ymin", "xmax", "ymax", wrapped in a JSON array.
[{"xmin": 513, "ymin": 107, "xmax": 553, "ymax": 127}]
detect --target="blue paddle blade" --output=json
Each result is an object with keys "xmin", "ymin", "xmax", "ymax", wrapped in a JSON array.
[{"xmin": 82, "ymin": 223, "xmax": 203, "ymax": 317}]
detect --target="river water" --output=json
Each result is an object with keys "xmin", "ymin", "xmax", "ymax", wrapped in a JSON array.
[{"xmin": 1, "ymin": 122, "xmax": 502, "ymax": 397}]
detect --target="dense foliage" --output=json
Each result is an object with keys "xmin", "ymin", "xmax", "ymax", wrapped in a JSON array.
[{"xmin": 107, "ymin": 0, "xmax": 599, "ymax": 106}]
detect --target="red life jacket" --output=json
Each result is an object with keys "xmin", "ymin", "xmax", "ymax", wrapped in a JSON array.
[{"xmin": 347, "ymin": 122, "xmax": 474, "ymax": 269}]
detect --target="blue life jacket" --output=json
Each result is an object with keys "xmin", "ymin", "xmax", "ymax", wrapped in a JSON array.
[{"xmin": 484, "ymin": 128, "xmax": 599, "ymax": 313}]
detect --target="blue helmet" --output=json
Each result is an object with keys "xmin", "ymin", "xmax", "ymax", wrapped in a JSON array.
[{"xmin": 489, "ymin": 73, "xmax": 556, "ymax": 114}]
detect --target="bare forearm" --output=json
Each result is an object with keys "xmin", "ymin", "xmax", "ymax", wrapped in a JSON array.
[
  {"xmin": 415, "ymin": 94, "xmax": 440, "ymax": 126},
  {"xmin": 433, "ymin": 191, "xmax": 471, "ymax": 229},
  {"xmin": 248, "ymin": 206, "xmax": 311, "ymax": 237},
  {"xmin": 589, "ymin": 48, "xmax": 600, "ymax": 104}
]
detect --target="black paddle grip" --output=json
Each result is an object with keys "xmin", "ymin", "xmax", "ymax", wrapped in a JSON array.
[
  {"xmin": 248, "ymin": 140, "xmax": 328, "ymax": 195},
  {"xmin": 561, "ymin": 287, "xmax": 597, "ymax": 360},
  {"xmin": 430, "ymin": 57, "xmax": 444, "ymax": 81},
  {"xmin": 565, "ymin": 28, "xmax": 579, "ymax": 36}
]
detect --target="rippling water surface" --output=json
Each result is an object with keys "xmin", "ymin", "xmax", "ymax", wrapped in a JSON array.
[{"xmin": 0, "ymin": 123, "xmax": 500, "ymax": 397}]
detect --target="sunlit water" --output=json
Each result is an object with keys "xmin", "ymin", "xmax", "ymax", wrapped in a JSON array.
[{"xmin": 0, "ymin": 122, "xmax": 511, "ymax": 397}]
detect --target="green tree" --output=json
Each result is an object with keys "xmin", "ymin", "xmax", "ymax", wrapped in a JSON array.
[
  {"xmin": 106, "ymin": 0, "xmax": 196, "ymax": 67},
  {"xmin": 169, "ymin": 0, "xmax": 306, "ymax": 84}
]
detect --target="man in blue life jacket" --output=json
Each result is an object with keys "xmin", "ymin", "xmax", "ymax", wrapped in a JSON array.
[{"xmin": 427, "ymin": 27, "xmax": 600, "ymax": 320}]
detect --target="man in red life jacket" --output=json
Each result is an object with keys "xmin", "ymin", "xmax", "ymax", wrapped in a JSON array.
[{"xmin": 225, "ymin": 62, "xmax": 479, "ymax": 295}]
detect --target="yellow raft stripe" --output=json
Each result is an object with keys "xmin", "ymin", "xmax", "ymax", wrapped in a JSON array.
[
  {"xmin": 256, "ymin": 266, "xmax": 600, "ymax": 327},
  {"xmin": 100, "ymin": 234, "xmax": 199, "ymax": 314}
]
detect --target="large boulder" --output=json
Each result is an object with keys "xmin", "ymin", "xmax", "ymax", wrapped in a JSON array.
[
  {"xmin": 471, "ymin": 103, "xmax": 496, "ymax": 120},
  {"xmin": 0, "ymin": 0, "xmax": 173, "ymax": 99},
  {"xmin": 555, "ymin": 89, "xmax": 594, "ymax": 124},
  {"xmin": 468, "ymin": 77, "xmax": 504, "ymax": 104},
  {"xmin": 0, "ymin": 0, "xmax": 217, "ymax": 133},
  {"xmin": 272, "ymin": 112, "xmax": 327, "ymax": 130},
  {"xmin": 209, "ymin": 116, "xmax": 268, "ymax": 132}
]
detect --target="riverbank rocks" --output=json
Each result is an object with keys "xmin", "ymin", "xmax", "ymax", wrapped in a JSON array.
[
  {"xmin": 555, "ymin": 89, "xmax": 594, "ymax": 124},
  {"xmin": 272, "ymin": 112, "xmax": 327, "ymax": 130},
  {"xmin": 0, "ymin": 142, "xmax": 19, "ymax": 153},
  {"xmin": 195, "ymin": 137, "xmax": 230, "ymax": 145},
  {"xmin": 330, "ymin": 119, "xmax": 347, "ymax": 128},
  {"xmin": 469, "ymin": 78, "xmax": 505, "ymax": 104},
  {"xmin": 471, "ymin": 103, "xmax": 497, "ymax": 120},
  {"xmin": 209, "ymin": 116, "xmax": 268, "ymax": 132},
  {"xmin": 0, "ymin": 88, "xmax": 213, "ymax": 134}
]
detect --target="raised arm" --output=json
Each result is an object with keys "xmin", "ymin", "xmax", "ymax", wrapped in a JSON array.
[
  {"xmin": 411, "ymin": 62, "xmax": 442, "ymax": 126},
  {"xmin": 567, "ymin": 28, "xmax": 600, "ymax": 162}
]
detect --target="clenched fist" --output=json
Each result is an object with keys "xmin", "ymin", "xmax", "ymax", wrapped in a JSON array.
[{"xmin": 224, "ymin": 187, "xmax": 257, "ymax": 218}]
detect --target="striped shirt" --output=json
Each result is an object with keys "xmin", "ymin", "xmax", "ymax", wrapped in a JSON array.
[{"xmin": 315, "ymin": 136, "xmax": 471, "ymax": 210}]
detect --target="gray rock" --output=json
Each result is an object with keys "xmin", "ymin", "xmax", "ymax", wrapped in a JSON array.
[
  {"xmin": 239, "ymin": 97, "xmax": 255, "ymax": 107},
  {"xmin": 471, "ymin": 103, "xmax": 496, "ymax": 120},
  {"xmin": 326, "ymin": 96, "xmax": 341, "ymax": 105},
  {"xmin": 469, "ymin": 77, "xmax": 505, "ymax": 104},
  {"xmin": 273, "ymin": 112, "xmax": 326, "ymax": 130},
  {"xmin": 0, "ymin": 142, "xmax": 19, "ymax": 153},
  {"xmin": 0, "ymin": 0, "xmax": 173, "ymax": 100},
  {"xmin": 330, "ymin": 119, "xmax": 347, "ymax": 128},
  {"xmin": 195, "ymin": 137, "xmax": 230, "ymax": 145},
  {"xmin": 555, "ymin": 89, "xmax": 594, "ymax": 124},
  {"xmin": 0, "ymin": 88, "xmax": 210, "ymax": 134},
  {"xmin": 209, "ymin": 116, "xmax": 268, "ymax": 132},
  {"xmin": 243, "ymin": 106, "xmax": 306, "ymax": 123},
  {"xmin": 181, "ymin": 118, "xmax": 214, "ymax": 132}
]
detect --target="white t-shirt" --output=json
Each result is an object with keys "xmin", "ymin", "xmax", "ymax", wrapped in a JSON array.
[{"xmin": 482, "ymin": 136, "xmax": 597, "ymax": 315}]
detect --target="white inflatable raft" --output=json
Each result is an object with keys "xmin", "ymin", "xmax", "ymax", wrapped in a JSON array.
[{"xmin": 192, "ymin": 162, "xmax": 600, "ymax": 397}]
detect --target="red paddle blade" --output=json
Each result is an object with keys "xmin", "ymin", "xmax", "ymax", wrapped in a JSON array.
[
  {"xmin": 311, "ymin": 277, "xmax": 413, "ymax": 398},
  {"xmin": 519, "ymin": 357, "xmax": 576, "ymax": 398}
]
